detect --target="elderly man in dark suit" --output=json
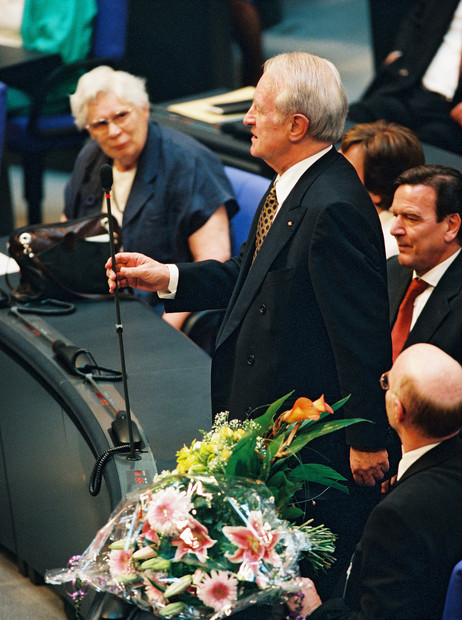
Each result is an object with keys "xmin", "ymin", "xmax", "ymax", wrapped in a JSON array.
[
  {"xmin": 293, "ymin": 343, "xmax": 462, "ymax": 619},
  {"xmin": 349, "ymin": 0, "xmax": 462, "ymax": 154},
  {"xmin": 106, "ymin": 52, "xmax": 392, "ymax": 595},
  {"xmin": 387, "ymin": 164, "xmax": 462, "ymax": 365}
]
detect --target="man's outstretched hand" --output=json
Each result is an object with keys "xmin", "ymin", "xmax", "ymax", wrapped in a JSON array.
[{"xmin": 105, "ymin": 252, "xmax": 170, "ymax": 293}]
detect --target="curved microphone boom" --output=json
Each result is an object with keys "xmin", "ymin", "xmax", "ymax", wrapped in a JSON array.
[{"xmin": 100, "ymin": 163, "xmax": 140, "ymax": 461}]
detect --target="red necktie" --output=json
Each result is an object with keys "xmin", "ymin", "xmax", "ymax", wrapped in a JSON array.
[{"xmin": 391, "ymin": 278, "xmax": 429, "ymax": 361}]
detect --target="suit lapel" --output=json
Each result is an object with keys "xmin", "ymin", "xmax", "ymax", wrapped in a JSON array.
[
  {"xmin": 388, "ymin": 260, "xmax": 411, "ymax": 325},
  {"xmin": 215, "ymin": 195, "xmax": 305, "ymax": 346},
  {"xmin": 406, "ymin": 252, "xmax": 462, "ymax": 346},
  {"xmin": 215, "ymin": 149, "xmax": 338, "ymax": 348},
  {"xmin": 395, "ymin": 436, "xmax": 462, "ymax": 488}
]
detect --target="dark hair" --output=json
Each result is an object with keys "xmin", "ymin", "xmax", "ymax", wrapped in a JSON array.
[
  {"xmin": 341, "ymin": 120, "xmax": 425, "ymax": 209},
  {"xmin": 400, "ymin": 379, "xmax": 462, "ymax": 438},
  {"xmin": 394, "ymin": 164, "xmax": 462, "ymax": 242}
]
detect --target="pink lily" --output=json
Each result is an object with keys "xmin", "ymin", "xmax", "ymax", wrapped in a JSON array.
[
  {"xmin": 223, "ymin": 511, "xmax": 280, "ymax": 574},
  {"xmin": 171, "ymin": 518, "xmax": 216, "ymax": 563}
]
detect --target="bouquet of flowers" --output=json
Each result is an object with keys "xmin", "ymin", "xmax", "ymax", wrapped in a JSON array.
[{"xmin": 46, "ymin": 392, "xmax": 362, "ymax": 619}]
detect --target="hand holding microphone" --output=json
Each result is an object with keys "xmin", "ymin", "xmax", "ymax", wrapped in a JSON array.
[{"xmin": 105, "ymin": 252, "xmax": 171, "ymax": 293}]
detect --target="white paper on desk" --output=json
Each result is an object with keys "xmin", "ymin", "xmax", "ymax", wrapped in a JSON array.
[
  {"xmin": 0, "ymin": 252, "xmax": 19, "ymax": 275},
  {"xmin": 167, "ymin": 86, "xmax": 255, "ymax": 124}
]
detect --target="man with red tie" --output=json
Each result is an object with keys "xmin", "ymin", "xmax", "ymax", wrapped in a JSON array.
[{"xmin": 388, "ymin": 164, "xmax": 462, "ymax": 364}]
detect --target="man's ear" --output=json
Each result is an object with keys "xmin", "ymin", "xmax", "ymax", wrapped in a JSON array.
[
  {"xmin": 445, "ymin": 213, "xmax": 461, "ymax": 243},
  {"xmin": 395, "ymin": 398, "xmax": 406, "ymax": 424},
  {"xmin": 289, "ymin": 113, "xmax": 309, "ymax": 142}
]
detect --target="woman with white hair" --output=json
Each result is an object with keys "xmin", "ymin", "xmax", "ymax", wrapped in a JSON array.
[{"xmin": 63, "ymin": 65, "xmax": 238, "ymax": 333}]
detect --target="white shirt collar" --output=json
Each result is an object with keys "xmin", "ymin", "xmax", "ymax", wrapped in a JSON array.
[
  {"xmin": 397, "ymin": 442, "xmax": 442, "ymax": 480},
  {"xmin": 414, "ymin": 248, "xmax": 461, "ymax": 287},
  {"xmin": 274, "ymin": 145, "xmax": 332, "ymax": 207}
]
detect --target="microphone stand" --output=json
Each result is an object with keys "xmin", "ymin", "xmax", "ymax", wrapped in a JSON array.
[{"xmin": 102, "ymin": 169, "xmax": 140, "ymax": 462}]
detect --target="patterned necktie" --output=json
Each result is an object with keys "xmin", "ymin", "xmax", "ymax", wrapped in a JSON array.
[
  {"xmin": 253, "ymin": 183, "xmax": 279, "ymax": 261},
  {"xmin": 391, "ymin": 278, "xmax": 429, "ymax": 361}
]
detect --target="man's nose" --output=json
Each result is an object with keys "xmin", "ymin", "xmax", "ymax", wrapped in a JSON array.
[
  {"xmin": 243, "ymin": 105, "xmax": 255, "ymax": 126},
  {"xmin": 390, "ymin": 215, "xmax": 404, "ymax": 237}
]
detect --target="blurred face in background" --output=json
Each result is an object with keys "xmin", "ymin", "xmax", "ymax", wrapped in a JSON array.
[
  {"xmin": 341, "ymin": 143, "xmax": 382, "ymax": 211},
  {"xmin": 86, "ymin": 91, "xmax": 150, "ymax": 171}
]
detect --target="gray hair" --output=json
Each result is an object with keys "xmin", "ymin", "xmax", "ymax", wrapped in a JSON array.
[
  {"xmin": 263, "ymin": 52, "xmax": 348, "ymax": 143},
  {"xmin": 70, "ymin": 65, "xmax": 149, "ymax": 129}
]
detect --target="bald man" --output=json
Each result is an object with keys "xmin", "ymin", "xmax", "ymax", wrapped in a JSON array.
[{"xmin": 292, "ymin": 343, "xmax": 462, "ymax": 619}]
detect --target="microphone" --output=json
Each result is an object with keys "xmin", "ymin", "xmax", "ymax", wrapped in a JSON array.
[
  {"xmin": 100, "ymin": 163, "xmax": 113, "ymax": 193},
  {"xmin": 99, "ymin": 163, "xmax": 140, "ymax": 462}
]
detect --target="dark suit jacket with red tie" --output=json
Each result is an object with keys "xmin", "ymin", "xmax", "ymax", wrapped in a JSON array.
[{"xmin": 387, "ymin": 251, "xmax": 462, "ymax": 365}]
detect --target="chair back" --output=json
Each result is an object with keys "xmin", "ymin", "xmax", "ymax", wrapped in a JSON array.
[
  {"xmin": 0, "ymin": 81, "xmax": 7, "ymax": 169},
  {"xmin": 91, "ymin": 0, "xmax": 128, "ymax": 62},
  {"xmin": 443, "ymin": 560, "xmax": 462, "ymax": 620},
  {"xmin": 224, "ymin": 166, "xmax": 271, "ymax": 254}
]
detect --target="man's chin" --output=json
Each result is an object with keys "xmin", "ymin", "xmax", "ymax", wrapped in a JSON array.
[{"xmin": 397, "ymin": 253, "xmax": 414, "ymax": 269}]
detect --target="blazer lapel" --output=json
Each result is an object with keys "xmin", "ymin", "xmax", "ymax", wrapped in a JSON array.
[
  {"xmin": 215, "ymin": 196, "xmax": 305, "ymax": 346},
  {"xmin": 215, "ymin": 149, "xmax": 338, "ymax": 348},
  {"xmin": 394, "ymin": 436, "xmax": 462, "ymax": 488},
  {"xmin": 406, "ymin": 252, "xmax": 462, "ymax": 346},
  {"xmin": 121, "ymin": 122, "xmax": 158, "ymax": 226}
]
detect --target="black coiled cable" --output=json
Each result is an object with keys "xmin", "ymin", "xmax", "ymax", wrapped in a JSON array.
[{"xmin": 88, "ymin": 444, "xmax": 132, "ymax": 496}]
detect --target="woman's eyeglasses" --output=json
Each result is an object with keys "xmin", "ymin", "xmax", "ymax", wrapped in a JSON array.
[{"xmin": 86, "ymin": 108, "xmax": 134, "ymax": 134}]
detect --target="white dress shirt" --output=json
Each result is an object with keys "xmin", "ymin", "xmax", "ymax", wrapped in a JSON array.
[{"xmin": 421, "ymin": 0, "xmax": 462, "ymax": 100}]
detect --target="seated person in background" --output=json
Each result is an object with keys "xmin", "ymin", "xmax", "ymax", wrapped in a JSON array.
[
  {"xmin": 340, "ymin": 120, "xmax": 425, "ymax": 258},
  {"xmin": 228, "ymin": 0, "xmax": 265, "ymax": 86},
  {"xmin": 387, "ymin": 164, "xmax": 462, "ymax": 364},
  {"xmin": 289, "ymin": 342, "xmax": 462, "ymax": 620},
  {"xmin": 348, "ymin": 0, "xmax": 462, "ymax": 155},
  {"xmin": 63, "ymin": 65, "xmax": 238, "ymax": 333}
]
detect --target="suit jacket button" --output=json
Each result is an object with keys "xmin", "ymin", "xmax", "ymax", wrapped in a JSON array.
[
  {"xmin": 259, "ymin": 304, "xmax": 266, "ymax": 314},
  {"xmin": 247, "ymin": 354, "xmax": 255, "ymax": 366},
  {"xmin": 399, "ymin": 68, "xmax": 409, "ymax": 77}
]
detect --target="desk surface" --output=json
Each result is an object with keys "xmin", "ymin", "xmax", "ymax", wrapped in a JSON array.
[
  {"xmin": 152, "ymin": 96, "xmax": 462, "ymax": 176},
  {"xmin": 0, "ymin": 44, "xmax": 61, "ymax": 94},
  {"xmin": 151, "ymin": 102, "xmax": 274, "ymax": 179},
  {"xmin": 0, "ymin": 276, "xmax": 212, "ymax": 473}
]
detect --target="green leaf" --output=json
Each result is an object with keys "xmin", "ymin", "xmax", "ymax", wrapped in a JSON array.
[
  {"xmin": 280, "ymin": 505, "xmax": 304, "ymax": 521},
  {"xmin": 289, "ymin": 463, "xmax": 349, "ymax": 494},
  {"xmin": 225, "ymin": 435, "xmax": 261, "ymax": 478},
  {"xmin": 250, "ymin": 392, "xmax": 294, "ymax": 434},
  {"xmin": 286, "ymin": 418, "xmax": 369, "ymax": 454},
  {"xmin": 266, "ymin": 469, "xmax": 289, "ymax": 489}
]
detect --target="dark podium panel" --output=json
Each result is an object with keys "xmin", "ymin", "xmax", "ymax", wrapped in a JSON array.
[{"xmin": 0, "ymin": 291, "xmax": 211, "ymax": 605}]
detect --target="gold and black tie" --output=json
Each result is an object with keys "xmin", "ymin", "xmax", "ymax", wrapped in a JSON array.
[{"xmin": 253, "ymin": 183, "xmax": 279, "ymax": 261}]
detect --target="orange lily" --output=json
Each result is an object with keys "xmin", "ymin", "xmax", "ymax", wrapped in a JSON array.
[
  {"xmin": 271, "ymin": 395, "xmax": 334, "ymax": 457},
  {"xmin": 280, "ymin": 395, "xmax": 333, "ymax": 424}
]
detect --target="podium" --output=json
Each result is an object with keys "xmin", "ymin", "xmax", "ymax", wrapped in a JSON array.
[{"xmin": 0, "ymin": 289, "xmax": 211, "ymax": 613}]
